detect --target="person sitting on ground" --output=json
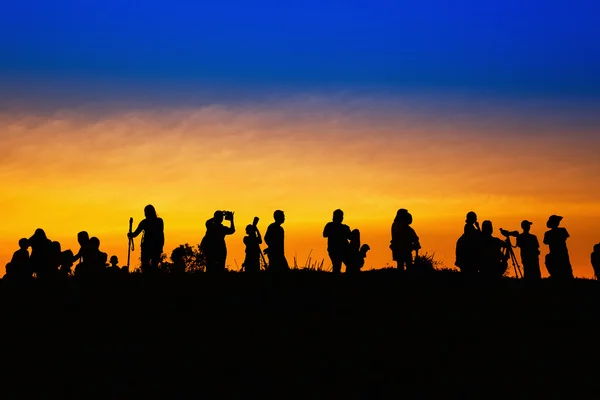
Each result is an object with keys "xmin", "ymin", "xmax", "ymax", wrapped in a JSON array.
[
  {"xmin": 8, "ymin": 238, "xmax": 31, "ymax": 279},
  {"xmin": 73, "ymin": 231, "xmax": 93, "ymax": 265},
  {"xmin": 591, "ymin": 244, "xmax": 600, "ymax": 280},
  {"xmin": 59, "ymin": 250, "xmax": 74, "ymax": 277},
  {"xmin": 169, "ymin": 247, "xmax": 186, "ymax": 275},
  {"xmin": 345, "ymin": 229, "xmax": 370, "ymax": 273}
]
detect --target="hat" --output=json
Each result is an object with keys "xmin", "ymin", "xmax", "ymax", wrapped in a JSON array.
[
  {"xmin": 546, "ymin": 215, "xmax": 563, "ymax": 228},
  {"xmin": 521, "ymin": 220, "xmax": 533, "ymax": 228}
]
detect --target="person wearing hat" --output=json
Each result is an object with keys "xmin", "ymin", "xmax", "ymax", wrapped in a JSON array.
[
  {"xmin": 543, "ymin": 215, "xmax": 574, "ymax": 280},
  {"xmin": 509, "ymin": 220, "xmax": 542, "ymax": 280}
]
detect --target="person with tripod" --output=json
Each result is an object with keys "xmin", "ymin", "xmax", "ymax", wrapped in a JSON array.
[{"xmin": 502, "ymin": 220, "xmax": 541, "ymax": 280}]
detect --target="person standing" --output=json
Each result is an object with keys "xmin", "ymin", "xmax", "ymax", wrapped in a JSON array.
[
  {"xmin": 515, "ymin": 220, "xmax": 541, "ymax": 280},
  {"xmin": 264, "ymin": 210, "xmax": 289, "ymax": 271},
  {"xmin": 323, "ymin": 209, "xmax": 352, "ymax": 274},
  {"xmin": 128, "ymin": 205, "xmax": 165, "ymax": 274},
  {"xmin": 390, "ymin": 209, "xmax": 420, "ymax": 272},
  {"xmin": 201, "ymin": 210, "xmax": 235, "ymax": 273},
  {"xmin": 543, "ymin": 215, "xmax": 574, "ymax": 280}
]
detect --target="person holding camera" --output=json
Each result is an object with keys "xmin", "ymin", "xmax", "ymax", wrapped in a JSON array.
[
  {"xmin": 201, "ymin": 210, "xmax": 236, "ymax": 273},
  {"xmin": 264, "ymin": 210, "xmax": 289, "ymax": 271},
  {"xmin": 243, "ymin": 217, "xmax": 263, "ymax": 273}
]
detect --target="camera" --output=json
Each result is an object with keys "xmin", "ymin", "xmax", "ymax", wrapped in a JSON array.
[
  {"xmin": 500, "ymin": 228, "xmax": 518, "ymax": 238},
  {"xmin": 223, "ymin": 211, "xmax": 234, "ymax": 220}
]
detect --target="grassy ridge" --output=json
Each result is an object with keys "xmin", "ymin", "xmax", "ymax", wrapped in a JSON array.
[{"xmin": 0, "ymin": 269, "xmax": 599, "ymax": 398}]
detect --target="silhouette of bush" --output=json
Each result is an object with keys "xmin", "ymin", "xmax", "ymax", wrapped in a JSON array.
[
  {"xmin": 414, "ymin": 252, "xmax": 444, "ymax": 272},
  {"xmin": 159, "ymin": 244, "xmax": 206, "ymax": 273}
]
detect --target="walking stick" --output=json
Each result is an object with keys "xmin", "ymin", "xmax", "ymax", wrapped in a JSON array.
[{"xmin": 127, "ymin": 217, "xmax": 134, "ymax": 269}]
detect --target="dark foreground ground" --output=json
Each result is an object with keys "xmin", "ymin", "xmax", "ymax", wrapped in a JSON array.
[{"xmin": 1, "ymin": 269, "xmax": 599, "ymax": 399}]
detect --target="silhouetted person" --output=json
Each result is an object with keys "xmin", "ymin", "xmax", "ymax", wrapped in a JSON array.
[
  {"xmin": 28, "ymin": 229, "xmax": 53, "ymax": 280},
  {"xmin": 201, "ymin": 211, "xmax": 235, "ymax": 273},
  {"xmin": 73, "ymin": 231, "xmax": 93, "ymax": 265},
  {"xmin": 345, "ymin": 229, "xmax": 370, "ymax": 273},
  {"xmin": 479, "ymin": 220, "xmax": 508, "ymax": 277},
  {"xmin": 60, "ymin": 250, "xmax": 74, "ymax": 277},
  {"xmin": 543, "ymin": 215, "xmax": 574, "ymax": 280},
  {"xmin": 49, "ymin": 241, "xmax": 62, "ymax": 277},
  {"xmin": 591, "ymin": 244, "xmax": 600, "ymax": 280},
  {"xmin": 8, "ymin": 238, "xmax": 31, "ymax": 279},
  {"xmin": 512, "ymin": 220, "xmax": 541, "ymax": 280},
  {"xmin": 128, "ymin": 205, "xmax": 165, "ymax": 274},
  {"xmin": 455, "ymin": 211, "xmax": 482, "ymax": 275},
  {"xmin": 323, "ymin": 209, "xmax": 352, "ymax": 274},
  {"xmin": 243, "ymin": 223, "xmax": 262, "ymax": 273},
  {"xmin": 390, "ymin": 209, "xmax": 420, "ymax": 272},
  {"xmin": 170, "ymin": 247, "xmax": 186, "ymax": 275},
  {"xmin": 265, "ymin": 210, "xmax": 289, "ymax": 271}
]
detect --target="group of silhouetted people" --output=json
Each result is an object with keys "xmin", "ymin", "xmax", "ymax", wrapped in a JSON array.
[
  {"xmin": 5, "ymin": 227, "xmax": 128, "ymax": 282},
  {"xmin": 4, "ymin": 203, "xmax": 599, "ymax": 281},
  {"xmin": 455, "ymin": 212, "xmax": 575, "ymax": 280}
]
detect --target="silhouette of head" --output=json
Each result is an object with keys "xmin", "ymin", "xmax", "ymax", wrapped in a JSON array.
[
  {"xmin": 546, "ymin": 215, "xmax": 563, "ymax": 229},
  {"xmin": 333, "ymin": 209, "xmax": 344, "ymax": 223},
  {"xmin": 395, "ymin": 209, "xmax": 408, "ymax": 222},
  {"xmin": 61, "ymin": 250, "xmax": 74, "ymax": 266},
  {"xmin": 90, "ymin": 237, "xmax": 100, "ymax": 250},
  {"xmin": 245, "ymin": 224, "xmax": 254, "ymax": 235},
  {"xmin": 521, "ymin": 220, "xmax": 533, "ymax": 232},
  {"xmin": 594, "ymin": 244, "xmax": 600, "ymax": 253},
  {"xmin": 212, "ymin": 210, "xmax": 224, "ymax": 223},
  {"xmin": 171, "ymin": 246, "xmax": 185, "ymax": 263},
  {"xmin": 18, "ymin": 238, "xmax": 28, "ymax": 250},
  {"xmin": 30, "ymin": 228, "xmax": 47, "ymax": 243},
  {"xmin": 466, "ymin": 211, "xmax": 478, "ymax": 224},
  {"xmin": 110, "ymin": 255, "xmax": 118, "ymax": 266},
  {"xmin": 144, "ymin": 205, "xmax": 158, "ymax": 219},
  {"xmin": 274, "ymin": 210, "xmax": 285, "ymax": 224},
  {"xmin": 482, "ymin": 220, "xmax": 493, "ymax": 235},
  {"xmin": 360, "ymin": 244, "xmax": 370, "ymax": 255},
  {"xmin": 77, "ymin": 231, "xmax": 90, "ymax": 246},
  {"xmin": 52, "ymin": 241, "xmax": 61, "ymax": 253}
]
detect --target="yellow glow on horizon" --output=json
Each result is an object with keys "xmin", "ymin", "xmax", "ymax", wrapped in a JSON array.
[{"xmin": 1, "ymin": 98, "xmax": 599, "ymax": 277}]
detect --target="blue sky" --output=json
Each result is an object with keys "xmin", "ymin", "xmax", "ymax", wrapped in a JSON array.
[{"xmin": 1, "ymin": 0, "xmax": 599, "ymax": 97}]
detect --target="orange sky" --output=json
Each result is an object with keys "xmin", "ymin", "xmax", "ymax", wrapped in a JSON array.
[{"xmin": 1, "ymin": 94, "xmax": 599, "ymax": 277}]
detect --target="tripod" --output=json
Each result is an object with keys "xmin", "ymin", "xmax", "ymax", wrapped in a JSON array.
[{"xmin": 502, "ymin": 237, "xmax": 523, "ymax": 278}]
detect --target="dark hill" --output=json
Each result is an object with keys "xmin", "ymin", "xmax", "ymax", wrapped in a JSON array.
[{"xmin": 1, "ymin": 270, "xmax": 599, "ymax": 398}]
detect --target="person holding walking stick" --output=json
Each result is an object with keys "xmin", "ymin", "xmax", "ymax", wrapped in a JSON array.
[
  {"xmin": 126, "ymin": 217, "xmax": 134, "ymax": 272},
  {"xmin": 242, "ymin": 217, "xmax": 265, "ymax": 273},
  {"xmin": 127, "ymin": 205, "xmax": 164, "ymax": 274}
]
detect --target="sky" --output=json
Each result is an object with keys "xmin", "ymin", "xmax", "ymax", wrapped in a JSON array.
[{"xmin": 1, "ymin": 0, "xmax": 599, "ymax": 276}]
